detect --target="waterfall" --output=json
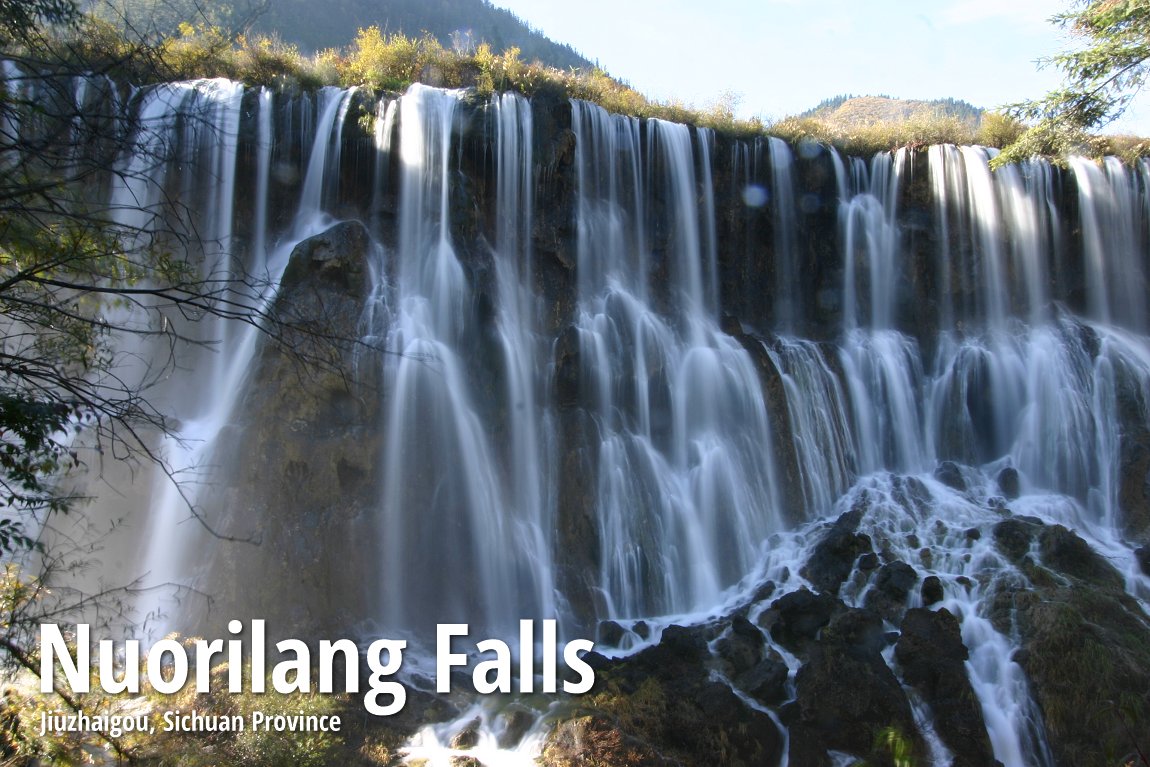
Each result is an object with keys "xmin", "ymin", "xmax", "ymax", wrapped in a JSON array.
[
  {"xmin": 8, "ymin": 63, "xmax": 1150, "ymax": 766},
  {"xmin": 569, "ymin": 101, "xmax": 783, "ymax": 618}
]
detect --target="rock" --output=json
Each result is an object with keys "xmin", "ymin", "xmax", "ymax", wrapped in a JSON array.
[
  {"xmin": 1136, "ymin": 546, "xmax": 1150, "ymax": 576},
  {"xmin": 785, "ymin": 609, "xmax": 922, "ymax": 766},
  {"xmin": 450, "ymin": 717, "xmax": 481, "ymax": 749},
  {"xmin": 1014, "ymin": 585, "xmax": 1150, "ymax": 766},
  {"xmin": 632, "ymin": 621, "xmax": 650, "ymax": 639},
  {"xmin": 895, "ymin": 608, "xmax": 997, "ymax": 767},
  {"xmin": 552, "ymin": 326, "xmax": 581, "ymax": 409},
  {"xmin": 865, "ymin": 561, "xmax": 918, "ymax": 620},
  {"xmin": 714, "ymin": 615, "xmax": 765, "ymax": 677},
  {"xmin": 596, "ymin": 620, "xmax": 626, "ymax": 647},
  {"xmin": 801, "ymin": 508, "xmax": 873, "ymax": 594},
  {"xmin": 1003, "ymin": 521, "xmax": 1150, "ymax": 766},
  {"xmin": 750, "ymin": 580, "xmax": 777, "ymax": 604},
  {"xmin": 964, "ymin": 526, "xmax": 981, "ymax": 541},
  {"xmin": 737, "ymin": 655, "xmax": 790, "ymax": 707},
  {"xmin": 766, "ymin": 588, "xmax": 842, "ymax": 655},
  {"xmin": 857, "ymin": 552, "xmax": 880, "ymax": 571},
  {"xmin": 279, "ymin": 219, "xmax": 372, "ymax": 298},
  {"xmin": 1037, "ymin": 524, "xmax": 1124, "ymax": 589},
  {"xmin": 496, "ymin": 708, "xmax": 535, "ymax": 749},
  {"xmin": 996, "ymin": 466, "xmax": 1021, "ymax": 500},
  {"xmin": 542, "ymin": 622, "xmax": 784, "ymax": 767},
  {"xmin": 933, "ymin": 460, "xmax": 966, "ymax": 492},
  {"xmin": 992, "ymin": 516, "xmax": 1043, "ymax": 562},
  {"xmin": 921, "ymin": 575, "xmax": 944, "ymax": 606}
]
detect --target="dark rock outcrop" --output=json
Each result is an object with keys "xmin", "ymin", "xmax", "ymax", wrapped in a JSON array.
[
  {"xmin": 896, "ymin": 608, "xmax": 998, "ymax": 767},
  {"xmin": 784, "ymin": 608, "xmax": 923, "ymax": 767},
  {"xmin": 992, "ymin": 519, "xmax": 1150, "ymax": 766},
  {"xmin": 801, "ymin": 507, "xmax": 873, "ymax": 594},
  {"xmin": 541, "ymin": 624, "xmax": 784, "ymax": 767}
]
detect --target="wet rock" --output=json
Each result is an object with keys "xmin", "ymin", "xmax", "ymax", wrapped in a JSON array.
[
  {"xmin": 632, "ymin": 620, "xmax": 650, "ymax": 639},
  {"xmin": 1015, "ymin": 586, "xmax": 1150, "ymax": 766},
  {"xmin": 596, "ymin": 620, "xmax": 626, "ymax": 647},
  {"xmin": 552, "ymin": 325, "xmax": 581, "ymax": 409},
  {"xmin": 992, "ymin": 516, "xmax": 1043, "ymax": 562},
  {"xmin": 802, "ymin": 508, "xmax": 873, "ymax": 594},
  {"xmin": 737, "ymin": 654, "xmax": 790, "ymax": 707},
  {"xmin": 892, "ymin": 475, "xmax": 932, "ymax": 517},
  {"xmin": 1037, "ymin": 524, "xmax": 1124, "ymax": 589},
  {"xmin": 279, "ymin": 219, "xmax": 371, "ymax": 298},
  {"xmin": 450, "ymin": 717, "xmax": 481, "ymax": 749},
  {"xmin": 895, "ymin": 608, "xmax": 997, "ymax": 767},
  {"xmin": 750, "ymin": 580, "xmax": 777, "ymax": 604},
  {"xmin": 714, "ymin": 615, "xmax": 765, "ymax": 677},
  {"xmin": 1007, "ymin": 523, "xmax": 1150, "ymax": 766},
  {"xmin": 964, "ymin": 526, "xmax": 981, "ymax": 541},
  {"xmin": 865, "ymin": 561, "xmax": 918, "ymax": 620},
  {"xmin": 1116, "ymin": 366, "xmax": 1150, "ymax": 540},
  {"xmin": 785, "ymin": 608, "xmax": 922, "ymax": 766},
  {"xmin": 921, "ymin": 575, "xmax": 944, "ymax": 606},
  {"xmin": 765, "ymin": 588, "xmax": 842, "ymax": 655},
  {"xmin": 496, "ymin": 707, "xmax": 535, "ymax": 749},
  {"xmin": 933, "ymin": 460, "xmax": 966, "ymax": 491},
  {"xmin": 857, "ymin": 552, "xmax": 880, "ymax": 571},
  {"xmin": 996, "ymin": 466, "xmax": 1021, "ymax": 500},
  {"xmin": 1136, "ymin": 546, "xmax": 1150, "ymax": 576}
]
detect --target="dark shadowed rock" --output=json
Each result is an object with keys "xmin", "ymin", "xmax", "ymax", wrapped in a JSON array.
[
  {"xmin": 865, "ymin": 561, "xmax": 918, "ymax": 619},
  {"xmin": 802, "ymin": 507, "xmax": 873, "ymax": 594},
  {"xmin": 1038, "ymin": 524, "xmax": 1124, "ymax": 589},
  {"xmin": 994, "ymin": 523, "xmax": 1150, "ymax": 766},
  {"xmin": 1137, "ymin": 546, "xmax": 1150, "ymax": 576},
  {"xmin": 896, "ymin": 608, "xmax": 997, "ymax": 767},
  {"xmin": 996, "ymin": 466, "xmax": 1021, "ymax": 500},
  {"xmin": 765, "ymin": 588, "xmax": 843, "ymax": 655},
  {"xmin": 714, "ymin": 615, "xmax": 765, "ymax": 677},
  {"xmin": 785, "ymin": 608, "xmax": 922, "ymax": 766},
  {"xmin": 596, "ymin": 620, "xmax": 626, "ymax": 648},
  {"xmin": 496, "ymin": 707, "xmax": 535, "ymax": 749},
  {"xmin": 992, "ymin": 516, "xmax": 1044, "ymax": 562},
  {"xmin": 933, "ymin": 460, "xmax": 966, "ymax": 491},
  {"xmin": 921, "ymin": 575, "xmax": 944, "ymax": 606}
]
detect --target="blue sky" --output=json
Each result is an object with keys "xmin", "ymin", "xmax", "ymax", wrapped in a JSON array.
[{"xmin": 487, "ymin": 0, "xmax": 1150, "ymax": 134}]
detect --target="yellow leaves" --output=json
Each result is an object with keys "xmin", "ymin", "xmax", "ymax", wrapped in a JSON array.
[{"xmin": 341, "ymin": 27, "xmax": 448, "ymax": 90}]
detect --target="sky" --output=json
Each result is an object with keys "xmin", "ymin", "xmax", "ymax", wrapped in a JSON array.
[{"xmin": 486, "ymin": 0, "xmax": 1150, "ymax": 135}]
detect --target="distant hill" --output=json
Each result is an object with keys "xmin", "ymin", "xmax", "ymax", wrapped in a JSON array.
[
  {"xmin": 800, "ymin": 95, "xmax": 984, "ymax": 129},
  {"xmin": 96, "ymin": 0, "xmax": 593, "ymax": 70}
]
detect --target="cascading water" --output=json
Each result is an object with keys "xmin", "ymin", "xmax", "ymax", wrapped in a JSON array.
[
  {"xmin": 9, "ymin": 60, "xmax": 1150, "ymax": 765},
  {"xmin": 569, "ymin": 102, "xmax": 783, "ymax": 618}
]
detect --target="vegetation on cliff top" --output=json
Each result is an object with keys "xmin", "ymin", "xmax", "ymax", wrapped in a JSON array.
[{"xmin": 15, "ymin": 1, "xmax": 1150, "ymax": 162}]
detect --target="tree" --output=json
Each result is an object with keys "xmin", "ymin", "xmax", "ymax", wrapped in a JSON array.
[{"xmin": 997, "ymin": 0, "xmax": 1150, "ymax": 164}]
